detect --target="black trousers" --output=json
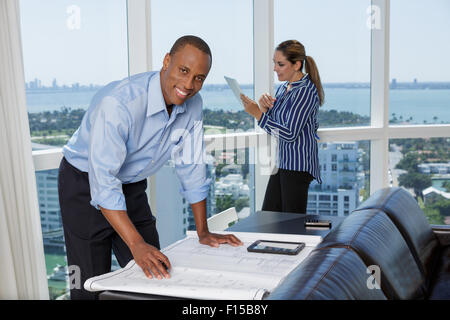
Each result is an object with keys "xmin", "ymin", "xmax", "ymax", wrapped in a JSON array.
[
  {"xmin": 57, "ymin": 157, "xmax": 160, "ymax": 300},
  {"xmin": 262, "ymin": 168, "xmax": 314, "ymax": 214}
]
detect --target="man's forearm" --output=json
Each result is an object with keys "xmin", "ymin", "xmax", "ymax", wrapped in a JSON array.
[
  {"xmin": 190, "ymin": 199, "xmax": 209, "ymax": 236},
  {"xmin": 100, "ymin": 207, "xmax": 144, "ymax": 248},
  {"xmin": 191, "ymin": 198, "xmax": 243, "ymax": 247}
]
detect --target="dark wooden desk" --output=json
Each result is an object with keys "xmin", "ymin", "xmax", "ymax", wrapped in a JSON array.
[
  {"xmin": 227, "ymin": 211, "xmax": 344, "ymax": 237},
  {"xmin": 99, "ymin": 211, "xmax": 344, "ymax": 300}
]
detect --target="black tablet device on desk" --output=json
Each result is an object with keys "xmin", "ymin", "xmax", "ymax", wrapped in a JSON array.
[{"xmin": 247, "ymin": 240, "xmax": 305, "ymax": 255}]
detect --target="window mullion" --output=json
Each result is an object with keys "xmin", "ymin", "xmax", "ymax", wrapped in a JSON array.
[
  {"xmin": 370, "ymin": 0, "xmax": 390, "ymax": 194},
  {"xmin": 253, "ymin": 0, "xmax": 274, "ymax": 211}
]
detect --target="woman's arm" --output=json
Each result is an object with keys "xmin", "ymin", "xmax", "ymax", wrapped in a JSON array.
[{"xmin": 257, "ymin": 87, "xmax": 316, "ymax": 143}]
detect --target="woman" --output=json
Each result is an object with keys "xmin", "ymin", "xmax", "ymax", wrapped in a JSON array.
[{"xmin": 241, "ymin": 40, "xmax": 324, "ymax": 214}]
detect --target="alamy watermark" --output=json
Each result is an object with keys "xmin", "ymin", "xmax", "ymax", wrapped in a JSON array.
[
  {"xmin": 366, "ymin": 265, "xmax": 381, "ymax": 290},
  {"xmin": 169, "ymin": 121, "xmax": 280, "ymax": 176},
  {"xmin": 66, "ymin": 5, "xmax": 81, "ymax": 30},
  {"xmin": 366, "ymin": 5, "xmax": 381, "ymax": 30},
  {"xmin": 68, "ymin": 265, "xmax": 81, "ymax": 290}
]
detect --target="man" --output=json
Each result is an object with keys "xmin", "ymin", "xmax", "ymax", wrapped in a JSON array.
[{"xmin": 58, "ymin": 35, "xmax": 243, "ymax": 300}]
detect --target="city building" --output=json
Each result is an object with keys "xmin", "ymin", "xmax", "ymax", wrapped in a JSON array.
[
  {"xmin": 423, "ymin": 186, "xmax": 450, "ymax": 204},
  {"xmin": 308, "ymin": 142, "xmax": 364, "ymax": 216},
  {"xmin": 418, "ymin": 162, "xmax": 450, "ymax": 175},
  {"xmin": 32, "ymin": 143, "xmax": 65, "ymax": 255}
]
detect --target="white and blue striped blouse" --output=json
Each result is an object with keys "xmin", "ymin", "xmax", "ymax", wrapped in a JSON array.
[{"xmin": 257, "ymin": 73, "xmax": 322, "ymax": 183}]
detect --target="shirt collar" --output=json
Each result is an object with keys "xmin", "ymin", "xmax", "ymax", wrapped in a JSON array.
[
  {"xmin": 147, "ymin": 72, "xmax": 187, "ymax": 118},
  {"xmin": 283, "ymin": 73, "xmax": 310, "ymax": 89}
]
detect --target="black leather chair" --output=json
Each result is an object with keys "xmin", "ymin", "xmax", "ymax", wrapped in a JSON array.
[
  {"xmin": 354, "ymin": 187, "xmax": 450, "ymax": 299},
  {"xmin": 267, "ymin": 247, "xmax": 387, "ymax": 300},
  {"xmin": 268, "ymin": 187, "xmax": 450, "ymax": 300},
  {"xmin": 315, "ymin": 209, "xmax": 426, "ymax": 299}
]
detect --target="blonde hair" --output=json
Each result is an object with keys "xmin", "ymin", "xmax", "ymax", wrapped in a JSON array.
[{"xmin": 276, "ymin": 40, "xmax": 324, "ymax": 106}]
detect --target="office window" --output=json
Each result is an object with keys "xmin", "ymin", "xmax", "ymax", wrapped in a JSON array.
[
  {"xmin": 389, "ymin": 0, "xmax": 450, "ymax": 125},
  {"xmin": 150, "ymin": 0, "xmax": 255, "ymax": 247},
  {"xmin": 35, "ymin": 169, "xmax": 66, "ymax": 298},
  {"xmin": 150, "ymin": 0, "xmax": 254, "ymax": 135},
  {"xmin": 389, "ymin": 138, "xmax": 450, "ymax": 225},
  {"xmin": 274, "ymin": 0, "xmax": 371, "ymax": 128},
  {"xmin": 309, "ymin": 140, "xmax": 370, "ymax": 217},
  {"xmin": 20, "ymin": 0, "xmax": 129, "ymax": 149},
  {"xmin": 155, "ymin": 147, "xmax": 255, "ymax": 248},
  {"xmin": 20, "ymin": 0, "xmax": 129, "ymax": 300}
]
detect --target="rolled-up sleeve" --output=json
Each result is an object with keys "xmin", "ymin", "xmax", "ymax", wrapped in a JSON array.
[
  {"xmin": 173, "ymin": 119, "xmax": 211, "ymax": 204},
  {"xmin": 88, "ymin": 96, "xmax": 131, "ymax": 211}
]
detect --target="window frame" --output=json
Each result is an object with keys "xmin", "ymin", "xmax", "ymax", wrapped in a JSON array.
[{"xmin": 30, "ymin": 0, "xmax": 450, "ymax": 216}]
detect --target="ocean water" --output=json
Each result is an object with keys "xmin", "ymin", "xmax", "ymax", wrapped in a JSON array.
[{"xmin": 25, "ymin": 86, "xmax": 450, "ymax": 125}]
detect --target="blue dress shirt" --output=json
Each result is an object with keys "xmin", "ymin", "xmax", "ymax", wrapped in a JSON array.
[
  {"xmin": 258, "ymin": 74, "xmax": 322, "ymax": 183},
  {"xmin": 62, "ymin": 71, "xmax": 210, "ymax": 211}
]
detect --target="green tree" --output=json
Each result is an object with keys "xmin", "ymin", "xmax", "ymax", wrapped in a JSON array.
[
  {"xmin": 429, "ymin": 198, "xmax": 450, "ymax": 217},
  {"xmin": 423, "ymin": 206, "xmax": 444, "ymax": 225},
  {"xmin": 235, "ymin": 197, "xmax": 249, "ymax": 212},
  {"xmin": 398, "ymin": 172, "xmax": 432, "ymax": 198},
  {"xmin": 443, "ymin": 181, "xmax": 450, "ymax": 193},
  {"xmin": 396, "ymin": 152, "xmax": 420, "ymax": 172},
  {"xmin": 215, "ymin": 195, "xmax": 234, "ymax": 213}
]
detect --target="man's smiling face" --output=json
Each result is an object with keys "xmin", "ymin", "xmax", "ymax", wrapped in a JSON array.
[{"xmin": 160, "ymin": 44, "xmax": 211, "ymax": 107}]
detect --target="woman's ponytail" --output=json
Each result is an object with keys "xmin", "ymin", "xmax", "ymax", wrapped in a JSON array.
[{"xmin": 305, "ymin": 55, "xmax": 324, "ymax": 106}]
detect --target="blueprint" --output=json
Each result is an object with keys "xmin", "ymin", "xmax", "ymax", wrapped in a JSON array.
[{"xmin": 84, "ymin": 231, "xmax": 322, "ymax": 300}]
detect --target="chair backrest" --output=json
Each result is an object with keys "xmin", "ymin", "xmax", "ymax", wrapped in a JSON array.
[
  {"xmin": 317, "ymin": 209, "xmax": 426, "ymax": 300},
  {"xmin": 267, "ymin": 247, "xmax": 388, "ymax": 300},
  {"xmin": 207, "ymin": 207, "xmax": 238, "ymax": 231},
  {"xmin": 354, "ymin": 187, "xmax": 440, "ymax": 278}
]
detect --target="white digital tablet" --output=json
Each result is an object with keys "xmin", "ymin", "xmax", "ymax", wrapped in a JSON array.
[{"xmin": 224, "ymin": 76, "xmax": 244, "ymax": 106}]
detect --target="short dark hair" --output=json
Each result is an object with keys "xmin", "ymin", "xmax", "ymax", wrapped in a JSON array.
[{"xmin": 169, "ymin": 35, "xmax": 212, "ymax": 62}]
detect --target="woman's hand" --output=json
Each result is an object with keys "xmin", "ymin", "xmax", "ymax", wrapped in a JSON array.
[
  {"xmin": 130, "ymin": 240, "xmax": 171, "ymax": 280},
  {"xmin": 198, "ymin": 231, "xmax": 243, "ymax": 248},
  {"xmin": 258, "ymin": 93, "xmax": 276, "ymax": 111},
  {"xmin": 240, "ymin": 94, "xmax": 263, "ymax": 121}
]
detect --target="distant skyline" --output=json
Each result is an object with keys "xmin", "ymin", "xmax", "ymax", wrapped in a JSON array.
[
  {"xmin": 24, "ymin": 76, "xmax": 450, "ymax": 89},
  {"xmin": 19, "ymin": 0, "xmax": 450, "ymax": 86}
]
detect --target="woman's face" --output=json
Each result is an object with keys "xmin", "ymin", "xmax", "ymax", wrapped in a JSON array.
[{"xmin": 273, "ymin": 50, "xmax": 301, "ymax": 82}]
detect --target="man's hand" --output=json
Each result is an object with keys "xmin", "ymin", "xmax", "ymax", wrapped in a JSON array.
[
  {"xmin": 190, "ymin": 199, "xmax": 243, "ymax": 248},
  {"xmin": 130, "ymin": 240, "xmax": 171, "ymax": 279},
  {"xmin": 198, "ymin": 231, "xmax": 243, "ymax": 248},
  {"xmin": 100, "ymin": 207, "xmax": 171, "ymax": 280},
  {"xmin": 258, "ymin": 93, "xmax": 276, "ymax": 111}
]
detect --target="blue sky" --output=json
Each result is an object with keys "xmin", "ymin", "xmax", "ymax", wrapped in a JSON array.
[{"xmin": 20, "ymin": 0, "xmax": 450, "ymax": 86}]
